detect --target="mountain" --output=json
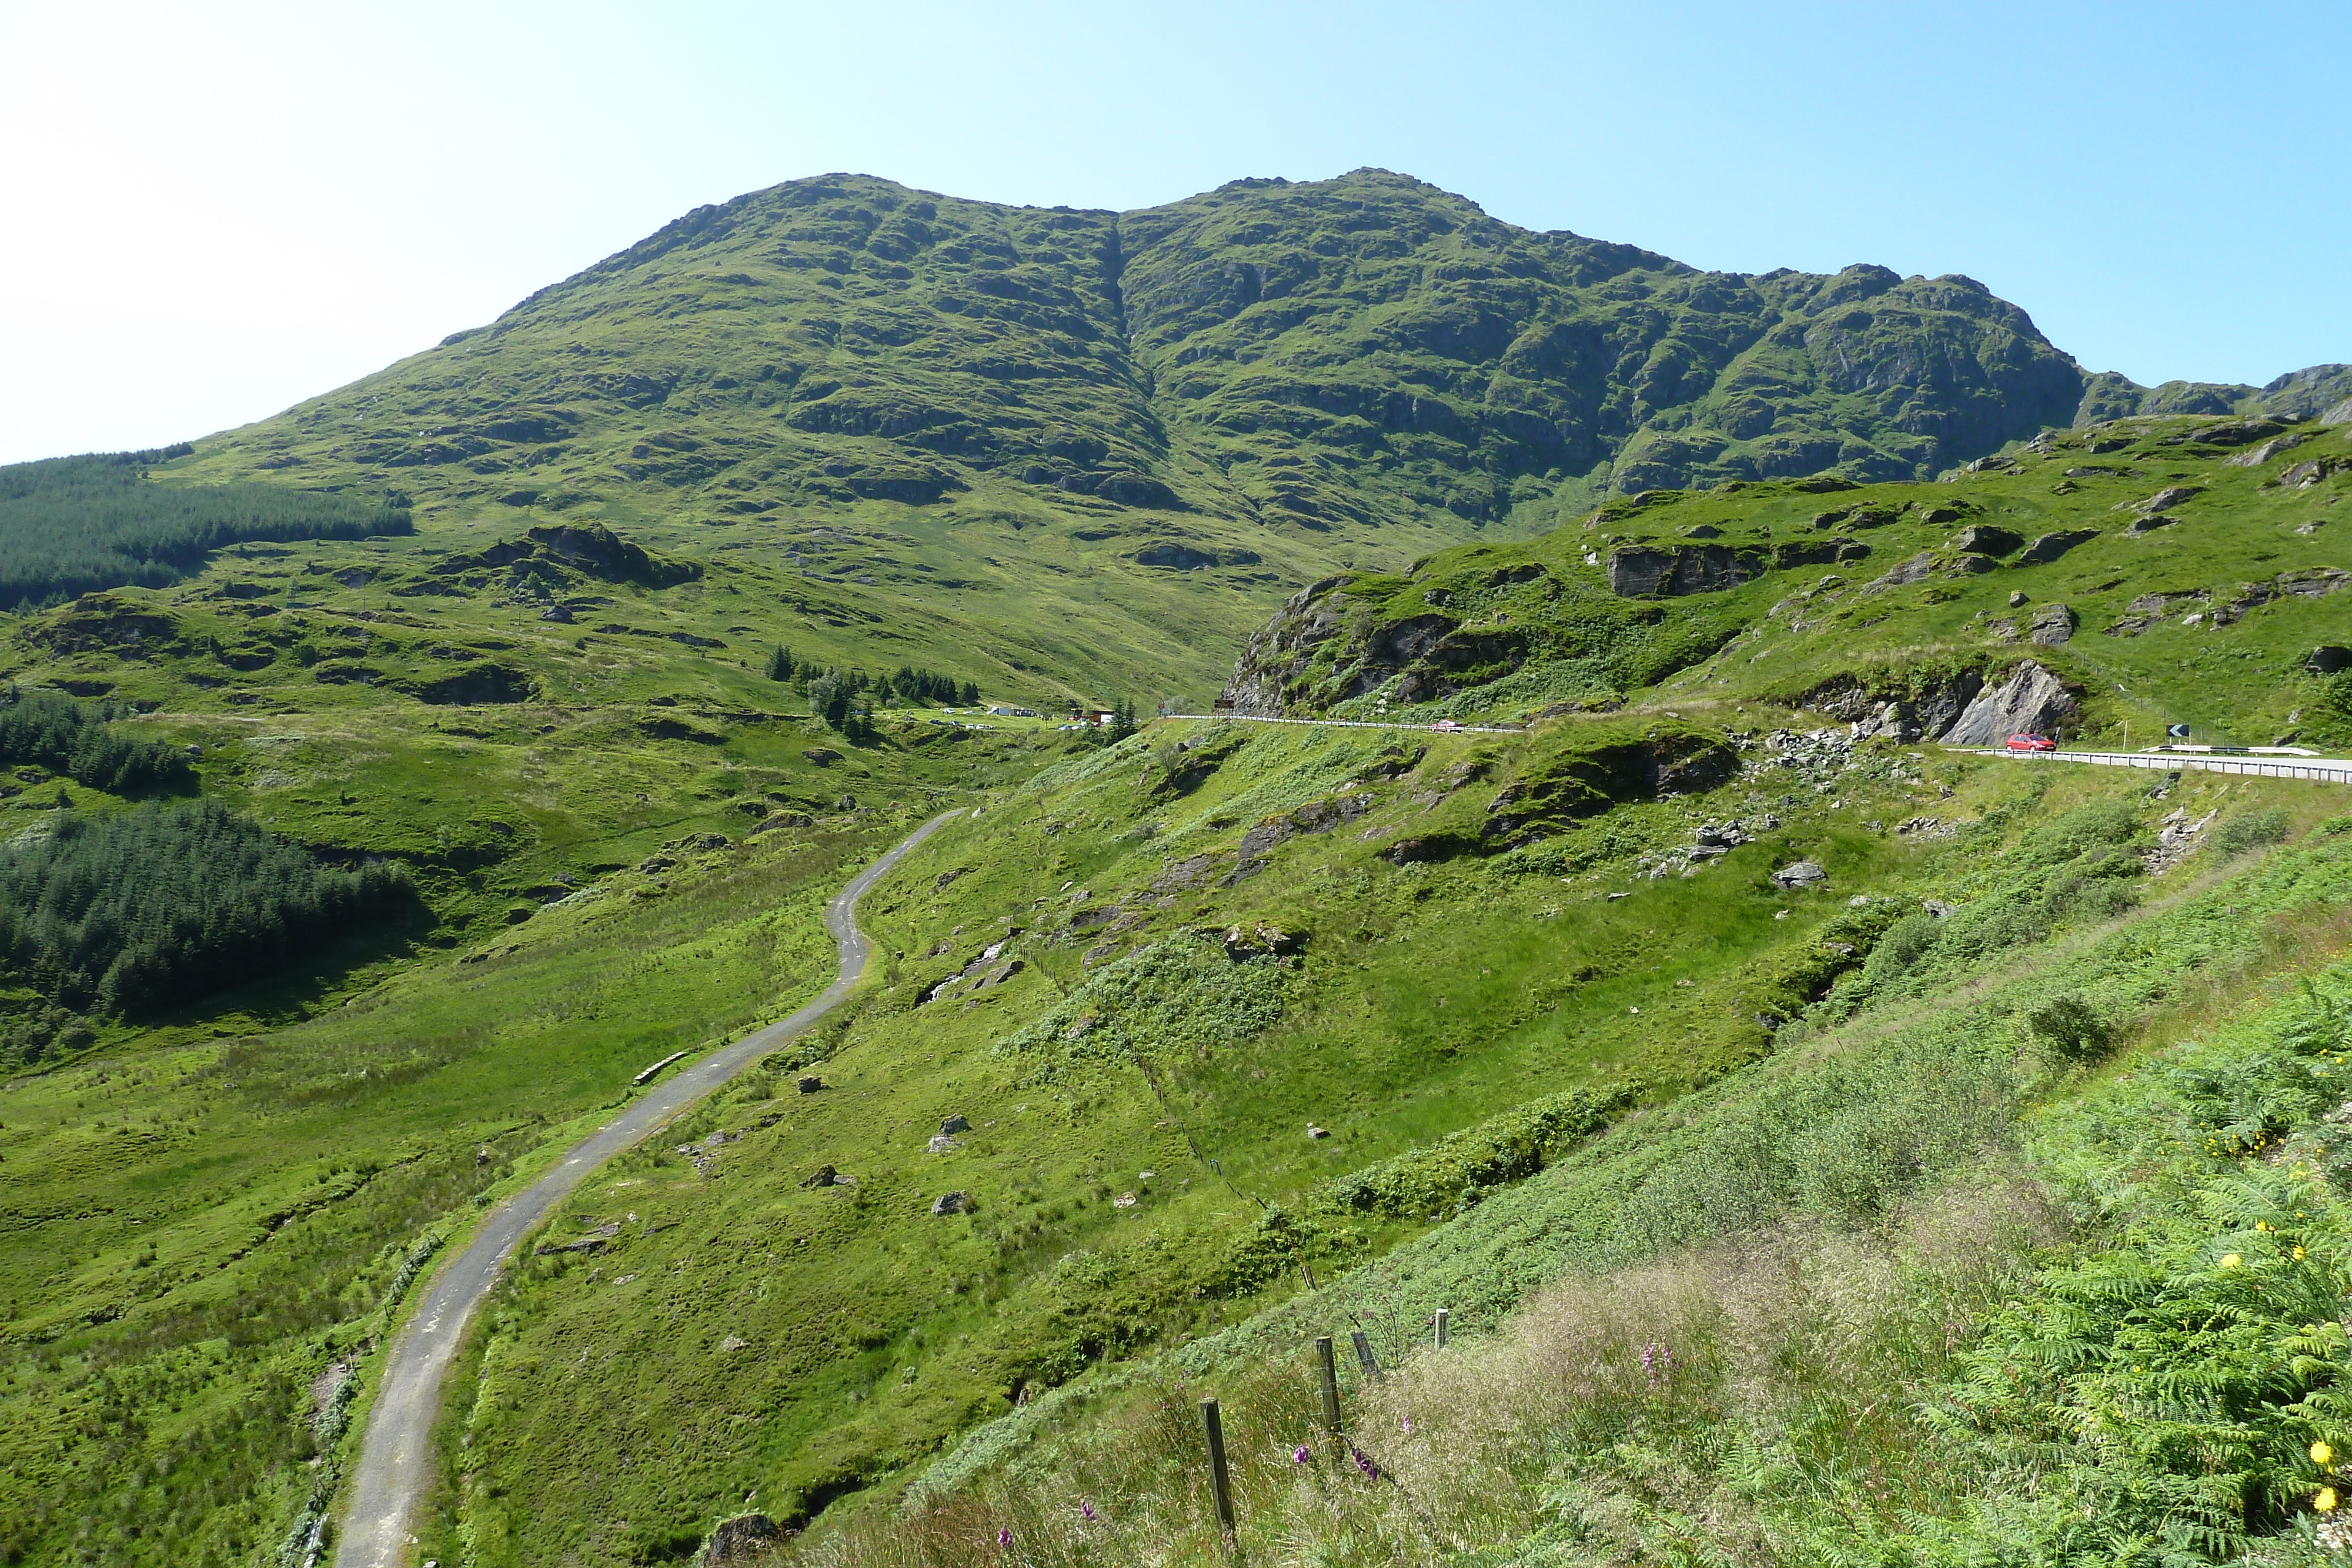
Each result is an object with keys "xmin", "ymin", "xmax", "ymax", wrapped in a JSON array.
[
  {"xmin": 153, "ymin": 169, "xmax": 2271, "ymax": 700},
  {"xmin": 11, "ymin": 168, "xmax": 2352, "ymax": 1568},
  {"xmin": 2076, "ymin": 360, "xmax": 2352, "ymax": 423}
]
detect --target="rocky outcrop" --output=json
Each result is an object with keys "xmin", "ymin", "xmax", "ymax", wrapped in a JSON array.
[
  {"xmin": 1773, "ymin": 537, "xmax": 1871, "ymax": 570},
  {"xmin": 399, "ymin": 664, "xmax": 539, "ymax": 706},
  {"xmin": 1606, "ymin": 544, "xmax": 1768, "ymax": 597},
  {"xmin": 2027, "ymin": 603, "xmax": 2076, "ymax": 646},
  {"xmin": 2226, "ymin": 433, "xmax": 2307, "ymax": 467},
  {"xmin": 2104, "ymin": 590, "xmax": 2209, "ymax": 636},
  {"xmin": 1228, "ymin": 792, "xmax": 1375, "ymax": 882},
  {"xmin": 2016, "ymin": 529, "xmax": 2098, "ymax": 564},
  {"xmin": 1217, "ymin": 574, "xmax": 1352, "ymax": 716},
  {"xmin": 1823, "ymin": 659, "xmax": 2076, "ymax": 744},
  {"xmin": 700, "ymin": 1513, "xmax": 784, "ymax": 1564},
  {"xmin": 1940, "ymin": 661, "xmax": 2076, "ymax": 745},
  {"xmin": 1949, "ymin": 525, "xmax": 2022, "ymax": 556}
]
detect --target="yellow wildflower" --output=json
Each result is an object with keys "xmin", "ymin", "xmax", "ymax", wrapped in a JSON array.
[
  {"xmin": 2316, "ymin": 1440, "xmax": 2336, "ymax": 1467},
  {"xmin": 2223, "ymin": 1253, "xmax": 2244, "ymax": 1268},
  {"xmin": 2298, "ymin": 1246, "xmax": 2310, "ymax": 1260},
  {"xmin": 2319, "ymin": 1486, "xmax": 2339, "ymax": 1513}
]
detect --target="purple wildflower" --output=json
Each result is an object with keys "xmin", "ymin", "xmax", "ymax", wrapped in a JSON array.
[
  {"xmin": 1080, "ymin": 1499, "xmax": 1098, "ymax": 1523},
  {"xmin": 1401, "ymin": 1414, "xmax": 1414, "ymax": 1435},
  {"xmin": 1351, "ymin": 1444, "xmax": 1381, "ymax": 1480},
  {"xmin": 997, "ymin": 1526, "xmax": 1013, "ymax": 1547},
  {"xmin": 1294, "ymin": 1444, "xmax": 1312, "ymax": 1464},
  {"xmin": 1642, "ymin": 1339, "xmax": 1674, "ymax": 1390}
]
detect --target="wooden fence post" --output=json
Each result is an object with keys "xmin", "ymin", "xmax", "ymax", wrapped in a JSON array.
[
  {"xmin": 1351, "ymin": 1329, "xmax": 1383, "ymax": 1383},
  {"xmin": 1314, "ymin": 1336, "xmax": 1342, "ymax": 1432},
  {"xmin": 1201, "ymin": 1397, "xmax": 1237, "ymax": 1543},
  {"xmin": 1433, "ymin": 1308, "xmax": 1449, "ymax": 1349}
]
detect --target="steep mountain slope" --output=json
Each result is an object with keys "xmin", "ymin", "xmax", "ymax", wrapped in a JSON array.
[
  {"xmin": 151, "ymin": 169, "xmax": 2172, "ymax": 708},
  {"xmin": 1121, "ymin": 173, "xmax": 2086, "ymax": 517},
  {"xmin": 10, "ymin": 168, "xmax": 2352, "ymax": 1568}
]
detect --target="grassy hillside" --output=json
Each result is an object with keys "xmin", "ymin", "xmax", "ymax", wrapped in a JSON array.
[
  {"xmin": 3, "ymin": 175, "xmax": 2351, "ymax": 1566},
  {"xmin": 123, "ymin": 168, "xmax": 2266, "ymax": 714},
  {"xmin": 1225, "ymin": 406, "xmax": 2352, "ymax": 748}
]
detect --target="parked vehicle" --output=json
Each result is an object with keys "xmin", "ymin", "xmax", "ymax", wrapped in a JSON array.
[
  {"xmin": 2005, "ymin": 733, "xmax": 2057, "ymax": 753},
  {"xmin": 1434, "ymin": 718, "xmax": 1462, "ymax": 732}
]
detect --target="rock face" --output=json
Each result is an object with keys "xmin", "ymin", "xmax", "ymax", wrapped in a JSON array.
[
  {"xmin": 1823, "ymin": 660, "xmax": 2078, "ymax": 744},
  {"xmin": 2028, "ymin": 603, "xmax": 2076, "ymax": 646},
  {"xmin": 1941, "ymin": 661, "xmax": 2076, "ymax": 745},
  {"xmin": 1217, "ymin": 574, "xmax": 1351, "ymax": 716},
  {"xmin": 1949, "ymin": 525, "xmax": 2022, "ymax": 556},
  {"xmin": 701, "ymin": 1513, "xmax": 783, "ymax": 1564},
  {"xmin": 1605, "ymin": 544, "xmax": 1769, "ymax": 597}
]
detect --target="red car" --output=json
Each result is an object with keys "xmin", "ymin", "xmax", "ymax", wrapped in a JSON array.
[{"xmin": 2005, "ymin": 733, "xmax": 2057, "ymax": 753}]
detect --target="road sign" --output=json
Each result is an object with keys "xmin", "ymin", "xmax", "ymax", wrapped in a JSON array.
[{"xmin": 2167, "ymin": 724, "xmax": 2191, "ymax": 738}]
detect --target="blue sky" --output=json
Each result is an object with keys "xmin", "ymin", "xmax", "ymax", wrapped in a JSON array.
[{"xmin": 2, "ymin": 0, "xmax": 2345, "ymax": 463}]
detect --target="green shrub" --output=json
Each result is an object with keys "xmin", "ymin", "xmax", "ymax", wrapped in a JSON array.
[
  {"xmin": 1863, "ymin": 911, "xmax": 1942, "ymax": 982},
  {"xmin": 2211, "ymin": 808, "xmax": 2291, "ymax": 858},
  {"xmin": 995, "ymin": 933, "xmax": 1290, "ymax": 1082},
  {"xmin": 2025, "ymin": 992, "xmax": 2109, "ymax": 1057}
]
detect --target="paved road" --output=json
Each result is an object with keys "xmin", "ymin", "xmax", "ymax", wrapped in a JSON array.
[
  {"xmin": 1967, "ymin": 747, "xmax": 2352, "ymax": 784},
  {"xmin": 1164, "ymin": 713, "xmax": 1526, "ymax": 735},
  {"xmin": 335, "ymin": 810, "xmax": 965, "ymax": 1568}
]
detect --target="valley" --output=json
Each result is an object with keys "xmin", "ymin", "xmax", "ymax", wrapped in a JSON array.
[{"xmin": 0, "ymin": 166, "xmax": 2350, "ymax": 1568}]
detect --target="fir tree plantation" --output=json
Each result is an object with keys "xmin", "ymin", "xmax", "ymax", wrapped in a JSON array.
[{"xmin": 2, "ymin": 168, "xmax": 2352, "ymax": 1568}]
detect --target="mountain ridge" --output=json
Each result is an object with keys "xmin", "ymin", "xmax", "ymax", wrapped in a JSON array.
[{"xmin": 176, "ymin": 167, "xmax": 2335, "ymax": 534}]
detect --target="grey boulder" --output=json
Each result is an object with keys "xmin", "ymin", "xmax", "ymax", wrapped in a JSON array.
[{"xmin": 1940, "ymin": 661, "xmax": 2076, "ymax": 745}]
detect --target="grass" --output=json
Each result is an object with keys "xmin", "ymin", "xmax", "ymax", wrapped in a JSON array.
[
  {"xmin": 0, "ymin": 283, "xmax": 2346, "ymax": 1565},
  {"xmin": 1248, "ymin": 409, "xmax": 2352, "ymax": 744},
  {"xmin": 401, "ymin": 686, "xmax": 2338, "ymax": 1564},
  {"xmin": 796, "ymin": 811, "xmax": 2352, "ymax": 1566}
]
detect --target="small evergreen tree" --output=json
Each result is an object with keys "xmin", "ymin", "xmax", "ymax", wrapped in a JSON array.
[
  {"xmin": 960, "ymin": 680, "xmax": 980, "ymax": 706},
  {"xmin": 807, "ymin": 672, "xmax": 853, "ymax": 731},
  {"xmin": 765, "ymin": 645, "xmax": 795, "ymax": 681}
]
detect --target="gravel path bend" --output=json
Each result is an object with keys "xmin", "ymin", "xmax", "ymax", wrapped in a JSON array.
[{"xmin": 335, "ymin": 809, "xmax": 964, "ymax": 1568}]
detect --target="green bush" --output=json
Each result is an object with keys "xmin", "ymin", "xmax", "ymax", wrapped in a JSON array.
[
  {"xmin": 2025, "ymin": 992, "xmax": 2109, "ymax": 1057},
  {"xmin": 995, "ymin": 932, "xmax": 1290, "ymax": 1082},
  {"xmin": 1863, "ymin": 911, "xmax": 1943, "ymax": 982},
  {"xmin": 2211, "ymin": 808, "xmax": 2291, "ymax": 858}
]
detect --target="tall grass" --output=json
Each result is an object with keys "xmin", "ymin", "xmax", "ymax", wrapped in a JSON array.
[{"xmin": 792, "ymin": 828, "xmax": 2352, "ymax": 1566}]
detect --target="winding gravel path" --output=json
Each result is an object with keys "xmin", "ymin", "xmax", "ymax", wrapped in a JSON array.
[{"xmin": 335, "ymin": 809, "xmax": 964, "ymax": 1568}]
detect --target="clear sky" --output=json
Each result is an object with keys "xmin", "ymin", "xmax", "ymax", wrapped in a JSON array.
[{"xmin": 3, "ymin": 0, "xmax": 2346, "ymax": 464}]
